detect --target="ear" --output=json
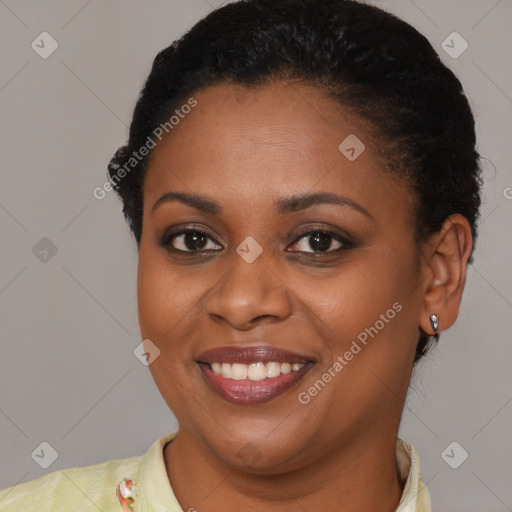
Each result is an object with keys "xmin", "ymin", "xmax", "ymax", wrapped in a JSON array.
[{"xmin": 419, "ymin": 214, "xmax": 474, "ymax": 336}]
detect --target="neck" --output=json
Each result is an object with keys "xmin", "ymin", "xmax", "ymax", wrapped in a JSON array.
[{"xmin": 163, "ymin": 426, "xmax": 405, "ymax": 512}]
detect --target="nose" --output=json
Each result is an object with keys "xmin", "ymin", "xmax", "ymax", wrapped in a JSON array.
[{"xmin": 204, "ymin": 250, "xmax": 293, "ymax": 330}]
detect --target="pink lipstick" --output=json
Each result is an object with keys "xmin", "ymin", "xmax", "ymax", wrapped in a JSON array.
[{"xmin": 197, "ymin": 345, "xmax": 315, "ymax": 405}]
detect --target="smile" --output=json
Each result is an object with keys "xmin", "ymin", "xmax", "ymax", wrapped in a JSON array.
[
  {"xmin": 196, "ymin": 345, "xmax": 315, "ymax": 405},
  {"xmin": 211, "ymin": 361, "xmax": 305, "ymax": 380}
]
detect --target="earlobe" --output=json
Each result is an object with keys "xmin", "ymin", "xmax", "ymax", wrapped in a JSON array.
[{"xmin": 419, "ymin": 214, "xmax": 473, "ymax": 336}]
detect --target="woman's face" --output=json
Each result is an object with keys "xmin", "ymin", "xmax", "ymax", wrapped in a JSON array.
[{"xmin": 137, "ymin": 82, "xmax": 425, "ymax": 472}]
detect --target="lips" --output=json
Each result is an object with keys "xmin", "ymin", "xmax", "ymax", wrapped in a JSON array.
[{"xmin": 196, "ymin": 345, "xmax": 315, "ymax": 405}]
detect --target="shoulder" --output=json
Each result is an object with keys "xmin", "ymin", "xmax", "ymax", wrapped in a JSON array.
[{"xmin": 0, "ymin": 454, "xmax": 141, "ymax": 512}]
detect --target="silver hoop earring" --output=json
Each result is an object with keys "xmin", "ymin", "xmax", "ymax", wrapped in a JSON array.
[{"xmin": 430, "ymin": 313, "xmax": 439, "ymax": 341}]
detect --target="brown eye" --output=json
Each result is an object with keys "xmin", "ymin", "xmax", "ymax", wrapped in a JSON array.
[
  {"xmin": 163, "ymin": 229, "xmax": 222, "ymax": 253},
  {"xmin": 288, "ymin": 229, "xmax": 352, "ymax": 254}
]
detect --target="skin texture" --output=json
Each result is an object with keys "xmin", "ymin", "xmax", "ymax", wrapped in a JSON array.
[{"xmin": 137, "ymin": 82, "xmax": 473, "ymax": 512}]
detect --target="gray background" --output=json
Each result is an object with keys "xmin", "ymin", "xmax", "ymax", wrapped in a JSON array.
[{"xmin": 0, "ymin": 0, "xmax": 511, "ymax": 510}]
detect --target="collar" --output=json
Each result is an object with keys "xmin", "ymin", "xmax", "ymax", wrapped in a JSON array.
[
  {"xmin": 125, "ymin": 433, "xmax": 431, "ymax": 512},
  {"xmin": 133, "ymin": 431, "xmax": 181, "ymax": 512},
  {"xmin": 395, "ymin": 438, "xmax": 432, "ymax": 512}
]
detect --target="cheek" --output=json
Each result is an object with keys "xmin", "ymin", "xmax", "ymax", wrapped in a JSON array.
[
  {"xmin": 300, "ymin": 246, "xmax": 420, "ymax": 382},
  {"xmin": 304, "ymin": 260, "xmax": 409, "ymax": 335},
  {"xmin": 137, "ymin": 250, "xmax": 202, "ymax": 340},
  {"xmin": 136, "ymin": 252, "xmax": 205, "ymax": 413}
]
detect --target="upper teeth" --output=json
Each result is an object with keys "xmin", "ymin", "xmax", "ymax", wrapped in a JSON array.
[{"xmin": 210, "ymin": 362, "xmax": 305, "ymax": 381}]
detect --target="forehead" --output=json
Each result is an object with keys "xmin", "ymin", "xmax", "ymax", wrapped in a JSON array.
[{"xmin": 143, "ymin": 82, "xmax": 411, "ymax": 218}]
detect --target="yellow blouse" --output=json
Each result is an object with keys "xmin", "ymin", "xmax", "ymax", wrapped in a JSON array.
[{"xmin": 0, "ymin": 433, "xmax": 431, "ymax": 511}]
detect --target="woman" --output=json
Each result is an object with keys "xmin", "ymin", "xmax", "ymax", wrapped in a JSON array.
[{"xmin": 0, "ymin": 0, "xmax": 481, "ymax": 510}]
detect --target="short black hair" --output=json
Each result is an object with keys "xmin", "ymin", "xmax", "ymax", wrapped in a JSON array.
[{"xmin": 108, "ymin": 0, "xmax": 482, "ymax": 363}]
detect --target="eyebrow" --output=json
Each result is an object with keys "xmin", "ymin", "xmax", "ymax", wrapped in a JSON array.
[{"xmin": 151, "ymin": 191, "xmax": 373, "ymax": 219}]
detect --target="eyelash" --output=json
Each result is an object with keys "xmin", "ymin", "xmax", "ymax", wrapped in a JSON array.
[{"xmin": 159, "ymin": 225, "xmax": 355, "ymax": 256}]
